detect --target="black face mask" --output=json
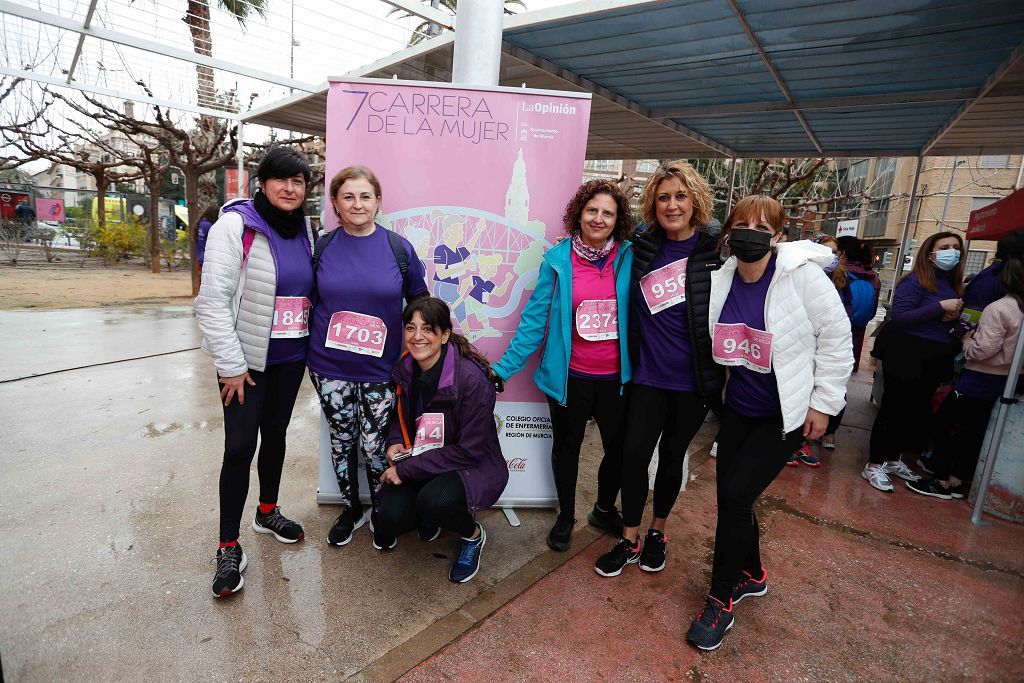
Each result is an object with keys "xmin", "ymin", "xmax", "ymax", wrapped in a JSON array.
[{"xmin": 727, "ymin": 228, "xmax": 774, "ymax": 263}]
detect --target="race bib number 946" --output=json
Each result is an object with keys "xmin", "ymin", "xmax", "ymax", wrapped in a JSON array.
[
  {"xmin": 575, "ymin": 299, "xmax": 618, "ymax": 341},
  {"xmin": 640, "ymin": 258, "xmax": 687, "ymax": 314},
  {"xmin": 412, "ymin": 413, "xmax": 445, "ymax": 456},
  {"xmin": 325, "ymin": 311, "xmax": 387, "ymax": 357},
  {"xmin": 712, "ymin": 322, "xmax": 774, "ymax": 374}
]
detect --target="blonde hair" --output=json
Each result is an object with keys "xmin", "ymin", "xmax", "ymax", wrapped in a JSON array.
[{"xmin": 639, "ymin": 160, "xmax": 712, "ymax": 229}]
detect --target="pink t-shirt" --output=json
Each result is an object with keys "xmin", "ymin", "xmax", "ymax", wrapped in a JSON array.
[{"xmin": 569, "ymin": 247, "xmax": 621, "ymax": 377}]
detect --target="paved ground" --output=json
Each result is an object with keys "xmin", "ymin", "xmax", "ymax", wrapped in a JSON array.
[
  {"xmin": 2, "ymin": 305, "xmax": 1022, "ymax": 682},
  {"xmin": 405, "ymin": 369, "xmax": 1024, "ymax": 681}
]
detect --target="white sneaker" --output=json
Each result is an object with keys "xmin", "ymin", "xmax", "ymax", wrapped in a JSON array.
[
  {"xmin": 884, "ymin": 459, "xmax": 921, "ymax": 482},
  {"xmin": 710, "ymin": 442, "xmax": 718, "ymax": 458},
  {"xmin": 862, "ymin": 464, "xmax": 893, "ymax": 492}
]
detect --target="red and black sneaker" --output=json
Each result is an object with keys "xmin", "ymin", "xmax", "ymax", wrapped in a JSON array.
[
  {"xmin": 731, "ymin": 568, "xmax": 768, "ymax": 604},
  {"xmin": 686, "ymin": 595, "xmax": 734, "ymax": 651}
]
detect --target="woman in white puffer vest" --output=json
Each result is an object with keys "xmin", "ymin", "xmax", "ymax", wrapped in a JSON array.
[{"xmin": 685, "ymin": 195, "xmax": 852, "ymax": 651}]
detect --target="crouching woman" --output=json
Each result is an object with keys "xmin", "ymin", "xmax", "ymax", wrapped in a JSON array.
[{"xmin": 377, "ymin": 297, "xmax": 509, "ymax": 583}]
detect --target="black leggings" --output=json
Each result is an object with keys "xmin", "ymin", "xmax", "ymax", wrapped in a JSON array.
[
  {"xmin": 218, "ymin": 359, "xmax": 306, "ymax": 543},
  {"xmin": 931, "ymin": 391, "xmax": 996, "ymax": 482},
  {"xmin": 375, "ymin": 471, "xmax": 476, "ymax": 539},
  {"xmin": 710, "ymin": 408, "xmax": 801, "ymax": 603},
  {"xmin": 546, "ymin": 376, "xmax": 627, "ymax": 518},
  {"xmin": 869, "ymin": 342, "xmax": 954, "ymax": 465},
  {"xmin": 620, "ymin": 384, "xmax": 706, "ymax": 528}
]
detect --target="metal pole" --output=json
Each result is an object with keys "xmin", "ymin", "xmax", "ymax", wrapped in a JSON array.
[
  {"xmin": 451, "ymin": 0, "xmax": 502, "ymax": 86},
  {"xmin": 972, "ymin": 315, "xmax": 1024, "ymax": 525},
  {"xmin": 726, "ymin": 157, "xmax": 738, "ymax": 215},
  {"xmin": 236, "ymin": 121, "xmax": 245, "ymax": 198},
  {"xmin": 889, "ymin": 156, "xmax": 924, "ymax": 304},
  {"xmin": 939, "ymin": 157, "xmax": 962, "ymax": 230}
]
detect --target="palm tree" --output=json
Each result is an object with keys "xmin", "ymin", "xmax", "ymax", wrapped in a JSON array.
[
  {"xmin": 182, "ymin": 0, "xmax": 268, "ymax": 109},
  {"xmin": 389, "ymin": 0, "xmax": 527, "ymax": 46}
]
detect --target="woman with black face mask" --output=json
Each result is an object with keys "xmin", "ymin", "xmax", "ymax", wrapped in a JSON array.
[{"xmin": 685, "ymin": 195, "xmax": 852, "ymax": 651}]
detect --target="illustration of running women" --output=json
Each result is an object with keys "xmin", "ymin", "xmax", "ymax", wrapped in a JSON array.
[
  {"xmin": 457, "ymin": 253, "xmax": 514, "ymax": 341},
  {"xmin": 307, "ymin": 165, "xmax": 429, "ymax": 550},
  {"xmin": 432, "ymin": 214, "xmax": 484, "ymax": 323}
]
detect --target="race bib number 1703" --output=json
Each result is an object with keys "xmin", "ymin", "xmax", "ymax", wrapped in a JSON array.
[
  {"xmin": 325, "ymin": 311, "xmax": 387, "ymax": 357},
  {"xmin": 712, "ymin": 322, "xmax": 774, "ymax": 374}
]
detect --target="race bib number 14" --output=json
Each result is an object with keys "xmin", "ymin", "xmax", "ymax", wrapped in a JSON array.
[
  {"xmin": 712, "ymin": 322, "xmax": 774, "ymax": 374},
  {"xmin": 325, "ymin": 311, "xmax": 387, "ymax": 357},
  {"xmin": 412, "ymin": 413, "xmax": 445, "ymax": 456},
  {"xmin": 640, "ymin": 258, "xmax": 687, "ymax": 314}
]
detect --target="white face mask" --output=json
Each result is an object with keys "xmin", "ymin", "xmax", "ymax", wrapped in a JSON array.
[{"xmin": 933, "ymin": 248, "xmax": 961, "ymax": 271}]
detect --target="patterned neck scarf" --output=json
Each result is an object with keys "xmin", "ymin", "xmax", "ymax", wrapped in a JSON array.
[{"xmin": 571, "ymin": 232, "xmax": 615, "ymax": 261}]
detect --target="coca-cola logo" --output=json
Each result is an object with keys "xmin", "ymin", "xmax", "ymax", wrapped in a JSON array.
[{"xmin": 506, "ymin": 457, "xmax": 527, "ymax": 472}]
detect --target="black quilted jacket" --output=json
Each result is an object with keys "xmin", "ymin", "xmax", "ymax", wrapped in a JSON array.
[{"xmin": 629, "ymin": 225, "xmax": 725, "ymax": 409}]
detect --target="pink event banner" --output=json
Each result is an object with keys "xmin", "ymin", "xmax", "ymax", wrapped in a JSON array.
[
  {"xmin": 325, "ymin": 79, "xmax": 592, "ymax": 404},
  {"xmin": 35, "ymin": 198, "xmax": 65, "ymax": 222}
]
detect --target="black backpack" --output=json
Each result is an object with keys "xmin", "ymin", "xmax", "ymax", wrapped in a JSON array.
[{"xmin": 312, "ymin": 227, "xmax": 425, "ymax": 301}]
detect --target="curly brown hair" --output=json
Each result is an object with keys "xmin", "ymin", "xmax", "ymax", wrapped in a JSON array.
[
  {"xmin": 638, "ymin": 160, "xmax": 712, "ymax": 229},
  {"xmin": 561, "ymin": 179, "xmax": 634, "ymax": 241}
]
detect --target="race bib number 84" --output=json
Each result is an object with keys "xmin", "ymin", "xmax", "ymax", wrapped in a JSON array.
[
  {"xmin": 640, "ymin": 258, "xmax": 687, "ymax": 314},
  {"xmin": 712, "ymin": 322, "xmax": 774, "ymax": 374},
  {"xmin": 325, "ymin": 311, "xmax": 387, "ymax": 357},
  {"xmin": 271, "ymin": 296, "xmax": 311, "ymax": 338}
]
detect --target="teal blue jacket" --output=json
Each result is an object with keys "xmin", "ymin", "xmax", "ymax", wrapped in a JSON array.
[{"xmin": 492, "ymin": 239, "xmax": 633, "ymax": 405}]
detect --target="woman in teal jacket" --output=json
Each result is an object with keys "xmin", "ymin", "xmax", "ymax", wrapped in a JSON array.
[{"xmin": 492, "ymin": 179, "xmax": 634, "ymax": 552}]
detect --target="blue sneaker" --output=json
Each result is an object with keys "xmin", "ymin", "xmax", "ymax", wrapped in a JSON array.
[
  {"xmin": 686, "ymin": 595, "xmax": 735, "ymax": 651},
  {"xmin": 449, "ymin": 523, "xmax": 486, "ymax": 583}
]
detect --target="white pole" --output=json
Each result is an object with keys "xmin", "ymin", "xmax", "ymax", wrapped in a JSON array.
[
  {"xmin": 236, "ymin": 121, "xmax": 245, "ymax": 198},
  {"xmin": 972, "ymin": 315, "xmax": 1024, "ymax": 525},
  {"xmin": 939, "ymin": 157, "xmax": 963, "ymax": 230},
  {"xmin": 726, "ymin": 157, "xmax": 738, "ymax": 215},
  {"xmin": 451, "ymin": 0, "xmax": 502, "ymax": 86},
  {"xmin": 889, "ymin": 156, "xmax": 924, "ymax": 304}
]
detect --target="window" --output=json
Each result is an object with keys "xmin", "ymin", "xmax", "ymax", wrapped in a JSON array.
[
  {"xmin": 979, "ymin": 155, "xmax": 1010, "ymax": 168},
  {"xmin": 863, "ymin": 158, "xmax": 897, "ymax": 237},
  {"xmin": 965, "ymin": 250, "xmax": 989, "ymax": 277},
  {"xmin": 970, "ymin": 197, "xmax": 998, "ymax": 214},
  {"xmin": 636, "ymin": 160, "xmax": 658, "ymax": 173}
]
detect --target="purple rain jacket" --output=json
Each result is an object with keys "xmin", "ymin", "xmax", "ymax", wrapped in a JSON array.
[{"xmin": 389, "ymin": 344, "xmax": 509, "ymax": 515}]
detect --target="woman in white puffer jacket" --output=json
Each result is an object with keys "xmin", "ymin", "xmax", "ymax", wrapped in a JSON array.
[{"xmin": 685, "ymin": 195, "xmax": 852, "ymax": 651}]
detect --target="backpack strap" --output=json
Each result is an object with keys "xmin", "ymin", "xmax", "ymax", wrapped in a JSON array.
[
  {"xmin": 312, "ymin": 228, "xmax": 340, "ymax": 269},
  {"xmin": 241, "ymin": 227, "xmax": 256, "ymax": 266},
  {"xmin": 385, "ymin": 228, "xmax": 428, "ymax": 302}
]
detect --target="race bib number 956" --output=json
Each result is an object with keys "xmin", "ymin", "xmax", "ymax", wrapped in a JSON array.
[
  {"xmin": 640, "ymin": 258, "xmax": 687, "ymax": 314},
  {"xmin": 325, "ymin": 311, "xmax": 387, "ymax": 357},
  {"xmin": 712, "ymin": 322, "xmax": 773, "ymax": 374}
]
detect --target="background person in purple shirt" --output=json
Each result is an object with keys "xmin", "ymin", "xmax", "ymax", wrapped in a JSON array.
[
  {"xmin": 865, "ymin": 231, "xmax": 965, "ymax": 493},
  {"xmin": 308, "ymin": 166, "xmax": 428, "ymax": 550},
  {"xmin": 687, "ymin": 195, "xmax": 851, "ymax": 652}
]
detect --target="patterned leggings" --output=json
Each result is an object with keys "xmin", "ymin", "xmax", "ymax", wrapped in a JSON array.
[{"xmin": 309, "ymin": 371, "xmax": 394, "ymax": 511}]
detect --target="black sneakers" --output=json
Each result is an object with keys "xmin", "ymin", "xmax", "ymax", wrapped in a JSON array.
[
  {"xmin": 546, "ymin": 514, "xmax": 574, "ymax": 552},
  {"xmin": 594, "ymin": 537, "xmax": 641, "ymax": 577},
  {"xmin": 685, "ymin": 595, "xmax": 735, "ymax": 651},
  {"xmin": 327, "ymin": 503, "xmax": 366, "ymax": 546},
  {"xmin": 369, "ymin": 512, "xmax": 397, "ymax": 551},
  {"xmin": 586, "ymin": 505, "xmax": 625, "ymax": 537},
  {"xmin": 211, "ymin": 544, "xmax": 247, "ymax": 598},
  {"xmin": 639, "ymin": 529, "xmax": 667, "ymax": 572},
  {"xmin": 418, "ymin": 524, "xmax": 441, "ymax": 542},
  {"xmin": 906, "ymin": 478, "xmax": 953, "ymax": 500},
  {"xmin": 252, "ymin": 506, "xmax": 304, "ymax": 543},
  {"xmin": 731, "ymin": 568, "xmax": 768, "ymax": 604}
]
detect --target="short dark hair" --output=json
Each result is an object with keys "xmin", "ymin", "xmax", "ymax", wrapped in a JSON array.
[
  {"xmin": 256, "ymin": 146, "xmax": 311, "ymax": 184},
  {"xmin": 995, "ymin": 231, "xmax": 1024, "ymax": 261}
]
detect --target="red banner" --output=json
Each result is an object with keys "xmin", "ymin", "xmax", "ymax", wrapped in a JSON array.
[
  {"xmin": 967, "ymin": 187, "xmax": 1024, "ymax": 241},
  {"xmin": 225, "ymin": 169, "xmax": 249, "ymax": 201}
]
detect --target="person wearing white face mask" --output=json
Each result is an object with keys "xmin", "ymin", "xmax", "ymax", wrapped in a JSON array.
[{"xmin": 865, "ymin": 231, "xmax": 965, "ymax": 492}]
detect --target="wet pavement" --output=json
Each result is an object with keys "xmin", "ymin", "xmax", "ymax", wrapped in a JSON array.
[
  {"xmin": 405, "ymin": 368, "xmax": 1024, "ymax": 682},
  {"xmin": 0, "ymin": 306, "xmax": 200, "ymax": 382},
  {"xmin": 2, "ymin": 305, "xmax": 1022, "ymax": 681}
]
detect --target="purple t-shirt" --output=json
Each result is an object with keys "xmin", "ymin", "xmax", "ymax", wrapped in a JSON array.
[
  {"xmin": 720, "ymin": 256, "xmax": 781, "ymax": 419},
  {"xmin": 433, "ymin": 244, "xmax": 470, "ymax": 284},
  {"xmin": 308, "ymin": 227, "xmax": 427, "ymax": 382},
  {"xmin": 632, "ymin": 233, "xmax": 699, "ymax": 391},
  {"xmin": 955, "ymin": 369, "xmax": 1006, "ymax": 402},
  {"xmin": 469, "ymin": 276, "xmax": 495, "ymax": 303},
  {"xmin": 265, "ymin": 226, "xmax": 314, "ymax": 366}
]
